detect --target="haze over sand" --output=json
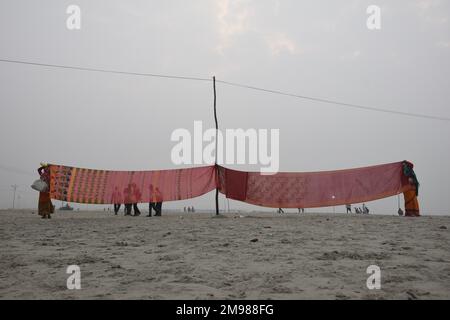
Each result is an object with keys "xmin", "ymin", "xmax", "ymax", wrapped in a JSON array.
[{"xmin": 0, "ymin": 210, "xmax": 449, "ymax": 299}]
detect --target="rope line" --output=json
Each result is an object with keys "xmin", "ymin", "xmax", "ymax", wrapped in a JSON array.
[{"xmin": 1, "ymin": 58, "xmax": 449, "ymax": 121}]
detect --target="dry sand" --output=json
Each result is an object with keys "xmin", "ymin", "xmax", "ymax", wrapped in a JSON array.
[{"xmin": 0, "ymin": 209, "xmax": 449, "ymax": 299}]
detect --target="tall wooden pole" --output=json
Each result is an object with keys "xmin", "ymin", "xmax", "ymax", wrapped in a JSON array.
[{"xmin": 213, "ymin": 76, "xmax": 219, "ymax": 215}]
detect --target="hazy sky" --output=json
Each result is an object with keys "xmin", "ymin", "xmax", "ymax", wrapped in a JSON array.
[{"xmin": 0, "ymin": 0, "xmax": 449, "ymax": 214}]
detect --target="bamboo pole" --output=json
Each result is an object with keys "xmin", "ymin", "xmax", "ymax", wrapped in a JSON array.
[{"xmin": 213, "ymin": 76, "xmax": 219, "ymax": 215}]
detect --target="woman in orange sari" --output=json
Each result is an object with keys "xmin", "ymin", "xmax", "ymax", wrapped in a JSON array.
[
  {"xmin": 38, "ymin": 163, "xmax": 54, "ymax": 219},
  {"xmin": 402, "ymin": 161, "xmax": 420, "ymax": 217}
]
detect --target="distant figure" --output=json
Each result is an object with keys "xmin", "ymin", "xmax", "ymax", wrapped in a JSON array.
[
  {"xmin": 398, "ymin": 208, "xmax": 404, "ymax": 216},
  {"xmin": 278, "ymin": 208, "xmax": 284, "ymax": 214},
  {"xmin": 191, "ymin": 206, "xmax": 195, "ymax": 213},
  {"xmin": 37, "ymin": 163, "xmax": 54, "ymax": 219},
  {"xmin": 346, "ymin": 204, "xmax": 352, "ymax": 214},
  {"xmin": 355, "ymin": 207, "xmax": 360, "ymax": 214},
  {"xmin": 362, "ymin": 204, "xmax": 369, "ymax": 214},
  {"xmin": 183, "ymin": 206, "xmax": 186, "ymax": 213},
  {"xmin": 298, "ymin": 208, "xmax": 304, "ymax": 214}
]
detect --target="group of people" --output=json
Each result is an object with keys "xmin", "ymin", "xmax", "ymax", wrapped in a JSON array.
[
  {"xmin": 346, "ymin": 204, "xmax": 369, "ymax": 214},
  {"xmin": 355, "ymin": 205, "xmax": 369, "ymax": 214},
  {"xmin": 183, "ymin": 206, "xmax": 196, "ymax": 213},
  {"xmin": 346, "ymin": 203, "xmax": 371, "ymax": 214},
  {"xmin": 276, "ymin": 205, "xmax": 369, "ymax": 214},
  {"xmin": 278, "ymin": 204, "xmax": 370, "ymax": 214},
  {"xmin": 111, "ymin": 184, "xmax": 163, "ymax": 217},
  {"xmin": 277, "ymin": 208, "xmax": 305, "ymax": 214},
  {"xmin": 113, "ymin": 201, "xmax": 163, "ymax": 217}
]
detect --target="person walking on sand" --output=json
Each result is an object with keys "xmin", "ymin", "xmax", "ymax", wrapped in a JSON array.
[{"xmin": 37, "ymin": 163, "xmax": 54, "ymax": 219}]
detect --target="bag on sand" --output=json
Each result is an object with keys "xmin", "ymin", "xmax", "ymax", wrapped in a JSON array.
[{"xmin": 31, "ymin": 179, "xmax": 48, "ymax": 192}]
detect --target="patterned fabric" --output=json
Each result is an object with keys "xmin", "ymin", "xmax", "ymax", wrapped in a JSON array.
[
  {"xmin": 47, "ymin": 162, "xmax": 419, "ymax": 215},
  {"xmin": 49, "ymin": 165, "xmax": 216, "ymax": 204},
  {"xmin": 217, "ymin": 162, "xmax": 417, "ymax": 209}
]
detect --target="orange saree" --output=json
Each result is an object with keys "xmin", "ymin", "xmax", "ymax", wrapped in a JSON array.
[
  {"xmin": 38, "ymin": 192, "xmax": 54, "ymax": 217},
  {"xmin": 404, "ymin": 189, "xmax": 420, "ymax": 217}
]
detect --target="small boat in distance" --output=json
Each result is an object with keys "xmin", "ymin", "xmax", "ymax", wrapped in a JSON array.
[{"xmin": 59, "ymin": 202, "xmax": 74, "ymax": 211}]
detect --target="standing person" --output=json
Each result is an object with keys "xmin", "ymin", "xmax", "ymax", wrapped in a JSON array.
[
  {"xmin": 111, "ymin": 187, "xmax": 122, "ymax": 215},
  {"xmin": 124, "ymin": 183, "xmax": 141, "ymax": 216},
  {"xmin": 37, "ymin": 163, "xmax": 54, "ymax": 219},
  {"xmin": 402, "ymin": 161, "xmax": 420, "ymax": 217},
  {"xmin": 148, "ymin": 185, "xmax": 163, "ymax": 217},
  {"xmin": 123, "ymin": 184, "xmax": 132, "ymax": 216},
  {"xmin": 130, "ymin": 183, "xmax": 141, "ymax": 216},
  {"xmin": 346, "ymin": 204, "xmax": 352, "ymax": 214}
]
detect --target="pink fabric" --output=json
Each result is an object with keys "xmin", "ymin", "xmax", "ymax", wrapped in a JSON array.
[
  {"xmin": 49, "ymin": 165, "xmax": 216, "ymax": 204},
  {"xmin": 218, "ymin": 162, "xmax": 414, "ymax": 208},
  {"xmin": 48, "ymin": 161, "xmax": 415, "ymax": 208}
]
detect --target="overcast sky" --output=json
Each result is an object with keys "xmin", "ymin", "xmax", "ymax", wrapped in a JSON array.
[{"xmin": 0, "ymin": 0, "xmax": 449, "ymax": 214}]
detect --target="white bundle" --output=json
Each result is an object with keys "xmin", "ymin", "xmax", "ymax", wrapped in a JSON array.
[{"xmin": 31, "ymin": 179, "xmax": 48, "ymax": 192}]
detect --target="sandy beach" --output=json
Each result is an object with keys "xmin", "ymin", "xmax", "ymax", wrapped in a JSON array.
[{"xmin": 0, "ymin": 210, "xmax": 449, "ymax": 300}]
